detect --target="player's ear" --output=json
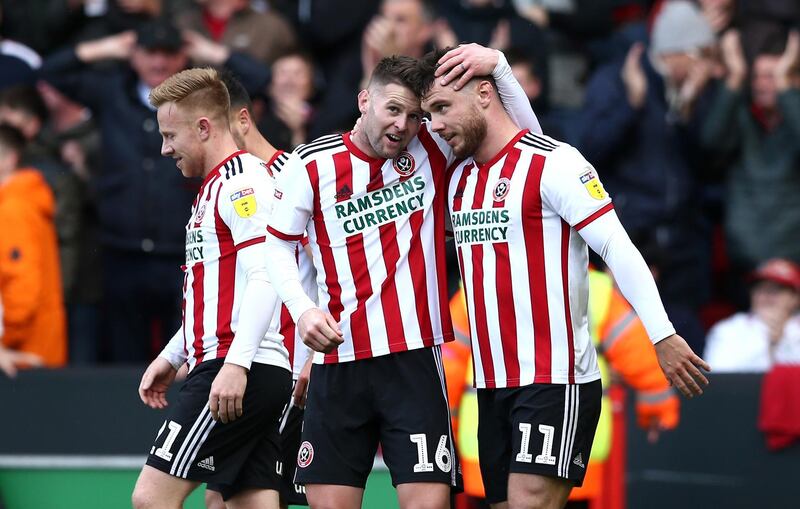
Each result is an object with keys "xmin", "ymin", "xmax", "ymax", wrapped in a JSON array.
[
  {"xmin": 476, "ymin": 80, "xmax": 494, "ymax": 109},
  {"xmin": 197, "ymin": 117, "xmax": 211, "ymax": 140},
  {"xmin": 238, "ymin": 107, "xmax": 251, "ymax": 135},
  {"xmin": 357, "ymin": 89, "xmax": 369, "ymax": 115}
]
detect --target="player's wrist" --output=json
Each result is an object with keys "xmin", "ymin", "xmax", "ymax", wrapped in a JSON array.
[
  {"xmin": 157, "ymin": 352, "xmax": 184, "ymax": 371},
  {"xmin": 223, "ymin": 357, "xmax": 252, "ymax": 372}
]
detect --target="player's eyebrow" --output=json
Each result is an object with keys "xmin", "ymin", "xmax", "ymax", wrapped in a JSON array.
[{"xmin": 422, "ymin": 98, "xmax": 446, "ymax": 111}]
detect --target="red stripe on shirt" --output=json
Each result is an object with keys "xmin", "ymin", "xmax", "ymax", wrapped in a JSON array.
[
  {"xmin": 408, "ymin": 209, "xmax": 435, "ymax": 347},
  {"xmin": 234, "ymin": 236, "xmax": 265, "ymax": 251},
  {"xmin": 419, "ymin": 125, "xmax": 454, "ymax": 343},
  {"xmin": 191, "ymin": 263, "xmax": 206, "ymax": 362},
  {"xmin": 575, "ymin": 203, "xmax": 614, "ymax": 231},
  {"xmin": 214, "ymin": 186, "xmax": 236, "ymax": 358},
  {"xmin": 469, "ymin": 164, "xmax": 496, "ymax": 387},
  {"xmin": 492, "ymin": 147, "xmax": 522, "ymax": 384},
  {"xmin": 367, "ymin": 160, "xmax": 407, "ymax": 353},
  {"xmin": 336, "ymin": 151, "xmax": 374, "ymax": 359},
  {"xmin": 307, "ymin": 160, "xmax": 342, "ymax": 364},
  {"xmin": 267, "ymin": 226, "xmax": 304, "ymax": 242},
  {"xmin": 181, "ymin": 273, "xmax": 188, "ymax": 359},
  {"xmin": 561, "ymin": 220, "xmax": 576, "ymax": 384},
  {"xmin": 280, "ymin": 245, "xmax": 301, "ymax": 370},
  {"xmin": 452, "ymin": 163, "xmax": 473, "ymax": 213},
  {"xmin": 280, "ymin": 305, "xmax": 295, "ymax": 368},
  {"xmin": 522, "ymin": 153, "xmax": 552, "ymax": 383}
]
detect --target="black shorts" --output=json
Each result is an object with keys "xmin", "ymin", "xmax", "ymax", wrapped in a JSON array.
[
  {"xmin": 145, "ymin": 359, "xmax": 292, "ymax": 500},
  {"xmin": 278, "ymin": 392, "xmax": 308, "ymax": 506},
  {"xmin": 477, "ymin": 381, "xmax": 602, "ymax": 504},
  {"xmin": 295, "ymin": 346, "xmax": 461, "ymax": 490}
]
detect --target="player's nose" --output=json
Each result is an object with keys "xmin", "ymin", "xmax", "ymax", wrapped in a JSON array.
[
  {"xmin": 430, "ymin": 118, "xmax": 445, "ymax": 133},
  {"xmin": 394, "ymin": 115, "xmax": 409, "ymax": 132}
]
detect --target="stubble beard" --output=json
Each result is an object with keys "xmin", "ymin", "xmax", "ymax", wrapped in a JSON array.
[{"xmin": 454, "ymin": 106, "xmax": 488, "ymax": 159}]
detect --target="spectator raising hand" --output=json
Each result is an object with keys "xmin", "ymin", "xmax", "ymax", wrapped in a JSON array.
[
  {"xmin": 622, "ymin": 42, "xmax": 647, "ymax": 109},
  {"xmin": 775, "ymin": 30, "xmax": 800, "ymax": 90},
  {"xmin": 719, "ymin": 29, "xmax": 747, "ymax": 90}
]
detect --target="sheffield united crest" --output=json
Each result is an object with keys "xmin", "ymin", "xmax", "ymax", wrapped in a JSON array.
[
  {"xmin": 493, "ymin": 177, "xmax": 511, "ymax": 202},
  {"xmin": 393, "ymin": 151, "xmax": 416, "ymax": 177}
]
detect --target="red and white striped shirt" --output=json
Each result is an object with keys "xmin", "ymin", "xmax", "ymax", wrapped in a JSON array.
[
  {"xmin": 178, "ymin": 150, "xmax": 287, "ymax": 372},
  {"xmin": 449, "ymin": 130, "xmax": 611, "ymax": 388},
  {"xmin": 268, "ymin": 127, "xmax": 454, "ymax": 364}
]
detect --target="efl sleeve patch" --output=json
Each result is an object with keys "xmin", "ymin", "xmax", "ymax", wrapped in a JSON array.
[
  {"xmin": 579, "ymin": 168, "xmax": 607, "ymax": 200},
  {"xmin": 230, "ymin": 187, "xmax": 257, "ymax": 218}
]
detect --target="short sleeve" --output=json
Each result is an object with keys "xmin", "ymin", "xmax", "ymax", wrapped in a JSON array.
[
  {"xmin": 216, "ymin": 158, "xmax": 275, "ymax": 246},
  {"xmin": 540, "ymin": 145, "xmax": 613, "ymax": 230},
  {"xmin": 267, "ymin": 150, "xmax": 315, "ymax": 241}
]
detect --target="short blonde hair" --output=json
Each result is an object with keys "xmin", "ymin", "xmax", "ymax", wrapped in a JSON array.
[{"xmin": 149, "ymin": 67, "xmax": 230, "ymax": 122}]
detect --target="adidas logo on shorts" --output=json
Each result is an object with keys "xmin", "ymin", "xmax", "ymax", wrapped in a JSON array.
[
  {"xmin": 572, "ymin": 453, "xmax": 585, "ymax": 469},
  {"xmin": 198, "ymin": 456, "xmax": 215, "ymax": 472}
]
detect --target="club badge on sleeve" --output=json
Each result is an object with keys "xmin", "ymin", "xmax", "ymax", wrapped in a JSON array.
[
  {"xmin": 579, "ymin": 167, "xmax": 607, "ymax": 200},
  {"xmin": 230, "ymin": 188, "xmax": 257, "ymax": 218}
]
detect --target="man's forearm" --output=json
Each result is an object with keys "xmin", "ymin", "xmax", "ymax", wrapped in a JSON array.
[
  {"xmin": 580, "ymin": 212, "xmax": 675, "ymax": 344},
  {"xmin": 265, "ymin": 234, "xmax": 317, "ymax": 322}
]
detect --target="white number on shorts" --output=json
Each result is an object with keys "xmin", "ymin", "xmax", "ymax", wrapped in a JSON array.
[
  {"xmin": 410, "ymin": 433, "xmax": 434, "ymax": 472},
  {"xmin": 516, "ymin": 423, "xmax": 557, "ymax": 465},
  {"xmin": 434, "ymin": 435, "xmax": 452, "ymax": 473},
  {"xmin": 154, "ymin": 420, "xmax": 182, "ymax": 462}
]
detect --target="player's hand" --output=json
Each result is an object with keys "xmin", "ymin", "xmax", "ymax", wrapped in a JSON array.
[
  {"xmin": 654, "ymin": 335, "xmax": 711, "ymax": 398},
  {"xmin": 209, "ymin": 363, "xmax": 248, "ymax": 424},
  {"xmin": 298, "ymin": 308, "xmax": 343, "ymax": 354},
  {"xmin": 293, "ymin": 355, "xmax": 313, "ymax": 408},
  {"xmin": 0, "ymin": 345, "xmax": 43, "ymax": 378},
  {"xmin": 138, "ymin": 357, "xmax": 178, "ymax": 409},
  {"xmin": 436, "ymin": 43, "xmax": 500, "ymax": 91}
]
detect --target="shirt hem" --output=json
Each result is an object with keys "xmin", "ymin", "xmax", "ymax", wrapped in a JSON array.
[
  {"xmin": 314, "ymin": 333, "xmax": 455, "ymax": 364},
  {"xmin": 475, "ymin": 370, "xmax": 601, "ymax": 388}
]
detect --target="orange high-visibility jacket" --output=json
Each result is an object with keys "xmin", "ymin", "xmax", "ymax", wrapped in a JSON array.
[{"xmin": 0, "ymin": 169, "xmax": 67, "ymax": 367}]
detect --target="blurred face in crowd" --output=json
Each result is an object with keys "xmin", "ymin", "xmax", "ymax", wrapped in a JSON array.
[
  {"xmin": 205, "ymin": 0, "xmax": 248, "ymax": 19},
  {"xmin": 157, "ymin": 102, "xmax": 206, "ymax": 178},
  {"xmin": 381, "ymin": 0, "xmax": 433, "ymax": 57},
  {"xmin": 0, "ymin": 106, "xmax": 40, "ymax": 140},
  {"xmin": 751, "ymin": 280, "xmax": 800, "ymax": 317},
  {"xmin": 357, "ymin": 82, "xmax": 423, "ymax": 159},
  {"xmin": 270, "ymin": 55, "xmax": 314, "ymax": 101},
  {"xmin": 510, "ymin": 62, "xmax": 542, "ymax": 103},
  {"xmin": 657, "ymin": 51, "xmax": 700, "ymax": 86},
  {"xmin": 422, "ymin": 79, "xmax": 488, "ymax": 159},
  {"xmin": 131, "ymin": 47, "xmax": 188, "ymax": 89},
  {"xmin": 0, "ymin": 143, "xmax": 19, "ymax": 178},
  {"xmin": 751, "ymin": 54, "xmax": 780, "ymax": 110}
]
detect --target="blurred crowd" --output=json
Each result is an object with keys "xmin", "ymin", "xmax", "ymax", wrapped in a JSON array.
[{"xmin": 0, "ymin": 0, "xmax": 799, "ymax": 373}]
